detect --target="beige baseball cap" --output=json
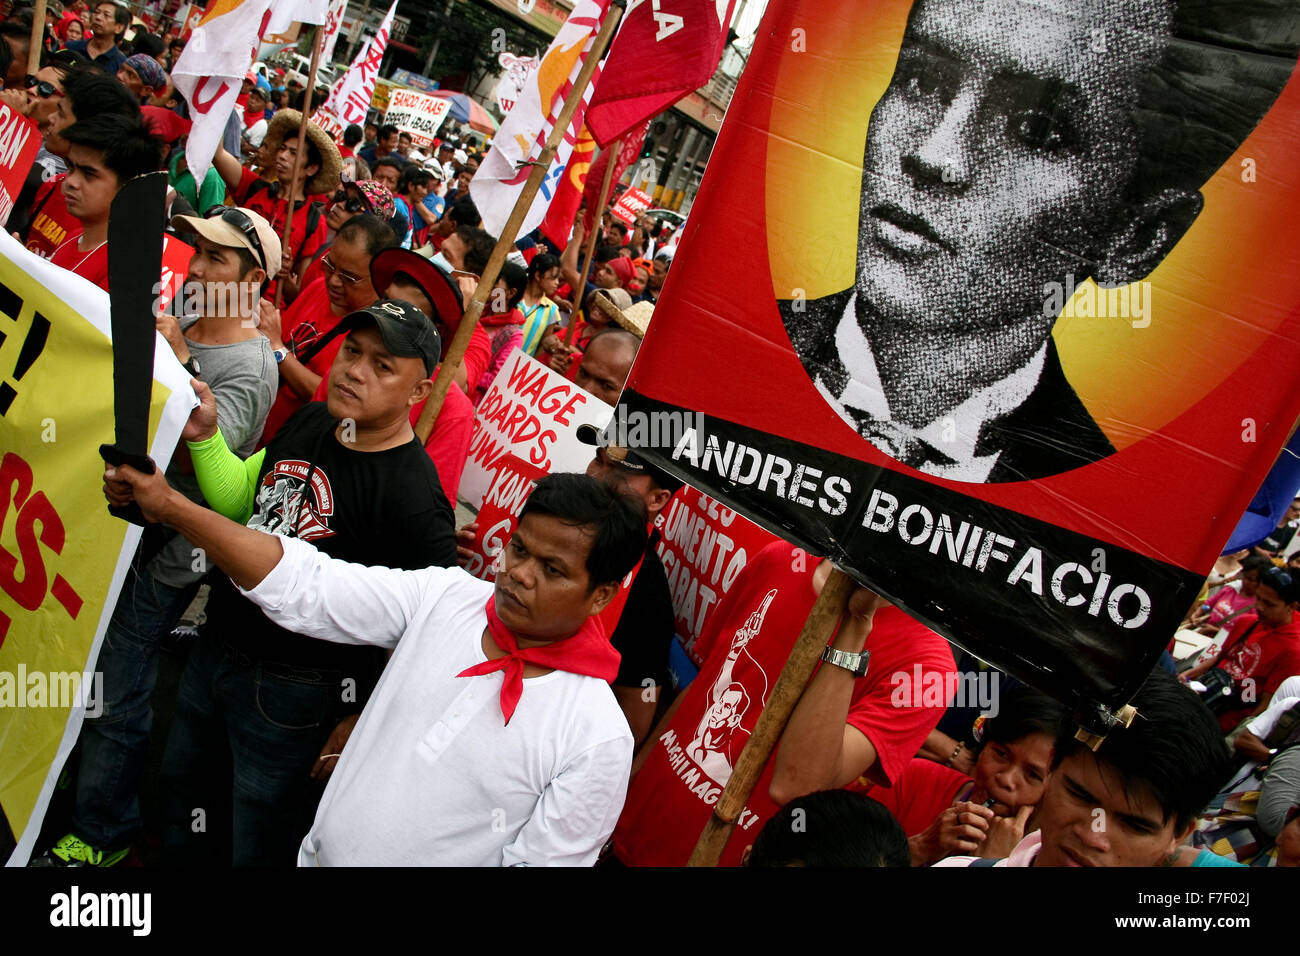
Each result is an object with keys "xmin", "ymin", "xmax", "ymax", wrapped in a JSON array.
[{"xmin": 171, "ymin": 206, "xmax": 283, "ymax": 279}]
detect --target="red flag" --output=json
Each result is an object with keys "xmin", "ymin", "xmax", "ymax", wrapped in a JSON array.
[
  {"xmin": 539, "ymin": 125, "xmax": 597, "ymax": 250},
  {"xmin": 580, "ymin": 120, "xmax": 651, "ymax": 236},
  {"xmin": 585, "ymin": 0, "xmax": 737, "ymax": 147}
]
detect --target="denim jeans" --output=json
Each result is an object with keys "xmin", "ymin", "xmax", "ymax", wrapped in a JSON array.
[
  {"xmin": 72, "ymin": 562, "xmax": 197, "ymax": 850},
  {"xmin": 159, "ymin": 630, "xmax": 357, "ymax": 866}
]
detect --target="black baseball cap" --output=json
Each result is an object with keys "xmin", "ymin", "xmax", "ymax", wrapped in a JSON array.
[
  {"xmin": 576, "ymin": 423, "xmax": 685, "ymax": 492},
  {"xmin": 336, "ymin": 300, "xmax": 442, "ymax": 377}
]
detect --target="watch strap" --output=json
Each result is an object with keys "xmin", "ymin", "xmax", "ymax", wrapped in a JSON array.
[{"xmin": 821, "ymin": 645, "xmax": 870, "ymax": 678}]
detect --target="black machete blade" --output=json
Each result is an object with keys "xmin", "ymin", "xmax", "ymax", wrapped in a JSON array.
[{"xmin": 99, "ymin": 170, "xmax": 168, "ymax": 525}]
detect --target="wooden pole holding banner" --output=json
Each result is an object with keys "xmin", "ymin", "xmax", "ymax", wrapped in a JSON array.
[
  {"xmin": 27, "ymin": 0, "xmax": 46, "ymax": 76},
  {"xmin": 415, "ymin": 0, "xmax": 626, "ymax": 442},
  {"xmin": 687, "ymin": 567, "xmax": 856, "ymax": 867},
  {"xmin": 274, "ymin": 24, "xmax": 326, "ymax": 309},
  {"xmin": 566, "ymin": 133, "xmax": 623, "ymax": 345}
]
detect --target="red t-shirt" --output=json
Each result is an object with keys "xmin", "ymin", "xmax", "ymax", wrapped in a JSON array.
[
  {"xmin": 859, "ymin": 757, "xmax": 971, "ymax": 838},
  {"xmin": 234, "ymin": 167, "xmax": 329, "ymax": 272},
  {"xmin": 50, "ymin": 236, "xmax": 109, "ymax": 290},
  {"xmin": 258, "ymin": 277, "xmax": 346, "ymax": 447},
  {"xmin": 49, "ymin": 231, "xmax": 192, "ymax": 300},
  {"xmin": 307, "ymin": 364, "xmax": 474, "ymax": 509},
  {"xmin": 461, "ymin": 322, "xmax": 491, "ymax": 394},
  {"xmin": 1215, "ymin": 611, "xmax": 1300, "ymax": 731},
  {"xmin": 611, "ymin": 541, "xmax": 956, "ymax": 866},
  {"xmin": 26, "ymin": 177, "xmax": 80, "ymax": 259}
]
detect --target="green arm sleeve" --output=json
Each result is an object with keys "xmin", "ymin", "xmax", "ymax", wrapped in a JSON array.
[{"xmin": 187, "ymin": 429, "xmax": 265, "ymax": 525}]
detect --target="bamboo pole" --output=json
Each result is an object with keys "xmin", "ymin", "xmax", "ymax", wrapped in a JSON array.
[
  {"xmin": 27, "ymin": 0, "xmax": 46, "ymax": 76},
  {"xmin": 687, "ymin": 567, "xmax": 856, "ymax": 866},
  {"xmin": 566, "ymin": 134, "xmax": 622, "ymax": 345},
  {"xmin": 415, "ymin": 0, "xmax": 625, "ymax": 442},
  {"xmin": 274, "ymin": 23, "xmax": 325, "ymax": 309}
]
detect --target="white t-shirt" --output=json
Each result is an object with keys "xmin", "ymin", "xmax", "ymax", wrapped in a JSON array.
[
  {"xmin": 1247, "ymin": 675, "xmax": 1300, "ymax": 739},
  {"xmin": 244, "ymin": 117, "xmax": 268, "ymax": 149},
  {"xmin": 239, "ymin": 535, "xmax": 634, "ymax": 866}
]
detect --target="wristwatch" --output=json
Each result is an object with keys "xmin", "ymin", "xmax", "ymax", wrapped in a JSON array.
[
  {"xmin": 273, "ymin": 347, "xmax": 288, "ymax": 364},
  {"xmin": 821, "ymin": 645, "xmax": 870, "ymax": 678},
  {"xmin": 182, "ymin": 354, "xmax": 201, "ymax": 377}
]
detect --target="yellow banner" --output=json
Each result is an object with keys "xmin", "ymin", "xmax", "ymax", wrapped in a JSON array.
[{"xmin": 0, "ymin": 234, "xmax": 193, "ymax": 864}]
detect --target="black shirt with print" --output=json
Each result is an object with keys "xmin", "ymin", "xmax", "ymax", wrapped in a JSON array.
[{"xmin": 204, "ymin": 402, "xmax": 458, "ymax": 680}]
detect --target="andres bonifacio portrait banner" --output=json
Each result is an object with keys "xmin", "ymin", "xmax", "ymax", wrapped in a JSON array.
[{"xmin": 617, "ymin": 0, "xmax": 1300, "ymax": 728}]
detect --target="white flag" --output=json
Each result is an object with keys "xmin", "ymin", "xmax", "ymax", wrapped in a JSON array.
[
  {"xmin": 173, "ymin": 0, "xmax": 278, "ymax": 186},
  {"xmin": 267, "ymin": 0, "xmax": 330, "ymax": 34},
  {"xmin": 471, "ymin": 0, "xmax": 612, "ymax": 239},
  {"xmin": 311, "ymin": 0, "xmax": 397, "ymax": 139},
  {"xmin": 319, "ymin": 0, "xmax": 349, "ymax": 63}
]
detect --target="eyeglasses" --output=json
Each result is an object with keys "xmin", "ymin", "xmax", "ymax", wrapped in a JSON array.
[
  {"xmin": 320, "ymin": 254, "xmax": 365, "ymax": 286},
  {"xmin": 203, "ymin": 205, "xmax": 267, "ymax": 274},
  {"xmin": 24, "ymin": 75, "xmax": 63, "ymax": 99},
  {"xmin": 331, "ymin": 189, "xmax": 366, "ymax": 214}
]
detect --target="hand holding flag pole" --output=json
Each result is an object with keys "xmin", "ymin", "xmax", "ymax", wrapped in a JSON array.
[{"xmin": 415, "ymin": 0, "xmax": 627, "ymax": 442}]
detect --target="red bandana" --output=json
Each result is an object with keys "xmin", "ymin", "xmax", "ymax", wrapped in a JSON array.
[{"xmin": 456, "ymin": 596, "xmax": 621, "ymax": 724}]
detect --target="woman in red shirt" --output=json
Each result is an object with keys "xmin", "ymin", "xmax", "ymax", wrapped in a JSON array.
[{"xmin": 862, "ymin": 686, "xmax": 1066, "ymax": 865}]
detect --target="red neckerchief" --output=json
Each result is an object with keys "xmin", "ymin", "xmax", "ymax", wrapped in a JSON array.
[
  {"xmin": 456, "ymin": 596, "xmax": 620, "ymax": 724},
  {"xmin": 244, "ymin": 108, "xmax": 265, "ymax": 129}
]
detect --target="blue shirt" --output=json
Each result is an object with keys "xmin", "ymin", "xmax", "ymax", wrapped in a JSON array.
[
  {"xmin": 421, "ymin": 192, "xmax": 445, "ymax": 222},
  {"xmin": 65, "ymin": 38, "xmax": 127, "ymax": 75}
]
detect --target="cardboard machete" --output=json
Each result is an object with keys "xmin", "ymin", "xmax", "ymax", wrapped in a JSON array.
[{"xmin": 99, "ymin": 171, "xmax": 168, "ymax": 526}]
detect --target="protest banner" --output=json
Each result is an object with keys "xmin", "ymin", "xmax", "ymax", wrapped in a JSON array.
[
  {"xmin": 0, "ymin": 109, "xmax": 39, "ymax": 227},
  {"xmin": 610, "ymin": 186, "xmax": 652, "ymax": 225},
  {"xmin": 652, "ymin": 486, "xmax": 779, "ymax": 661},
  {"xmin": 471, "ymin": 0, "xmax": 611, "ymax": 239},
  {"xmin": 0, "ymin": 234, "xmax": 193, "ymax": 865},
  {"xmin": 618, "ymin": 0, "xmax": 1300, "ymax": 736},
  {"xmin": 461, "ymin": 453, "xmax": 547, "ymax": 580},
  {"xmin": 312, "ymin": 0, "xmax": 397, "ymax": 139},
  {"xmin": 459, "ymin": 350, "xmax": 612, "ymax": 510},
  {"xmin": 381, "ymin": 89, "xmax": 453, "ymax": 151},
  {"xmin": 390, "ymin": 68, "xmax": 440, "ymax": 94}
]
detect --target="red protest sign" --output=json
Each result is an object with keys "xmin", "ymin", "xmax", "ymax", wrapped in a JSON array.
[
  {"xmin": 463, "ymin": 454, "xmax": 546, "ymax": 581},
  {"xmin": 0, "ymin": 109, "xmax": 40, "ymax": 227},
  {"xmin": 652, "ymin": 486, "xmax": 779, "ymax": 662},
  {"xmin": 611, "ymin": 186, "xmax": 651, "ymax": 225},
  {"xmin": 618, "ymin": 0, "xmax": 1300, "ymax": 730}
]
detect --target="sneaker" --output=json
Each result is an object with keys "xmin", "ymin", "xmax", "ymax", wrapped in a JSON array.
[{"xmin": 28, "ymin": 833, "xmax": 129, "ymax": 867}]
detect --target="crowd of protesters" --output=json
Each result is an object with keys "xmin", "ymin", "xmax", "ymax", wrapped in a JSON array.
[{"xmin": 3, "ymin": 2, "xmax": 1298, "ymax": 871}]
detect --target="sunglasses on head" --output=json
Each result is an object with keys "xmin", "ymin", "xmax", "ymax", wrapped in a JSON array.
[
  {"xmin": 203, "ymin": 205, "xmax": 267, "ymax": 274},
  {"xmin": 25, "ymin": 75, "xmax": 63, "ymax": 99}
]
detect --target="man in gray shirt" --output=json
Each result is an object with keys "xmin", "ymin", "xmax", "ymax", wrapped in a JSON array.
[{"xmin": 32, "ymin": 207, "xmax": 282, "ymax": 867}]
